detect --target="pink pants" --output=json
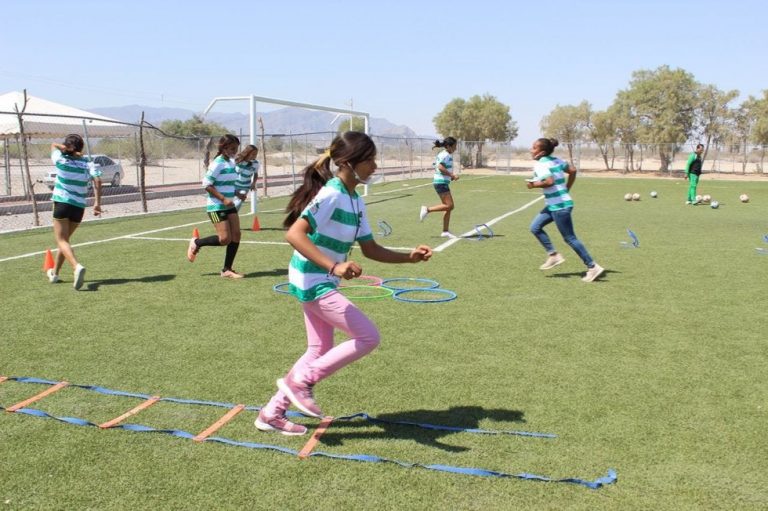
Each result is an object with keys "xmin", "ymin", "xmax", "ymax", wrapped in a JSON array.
[{"xmin": 262, "ymin": 290, "xmax": 380, "ymax": 417}]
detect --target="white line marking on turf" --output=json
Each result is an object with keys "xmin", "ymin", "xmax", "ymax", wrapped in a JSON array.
[{"xmin": 433, "ymin": 196, "xmax": 543, "ymax": 252}]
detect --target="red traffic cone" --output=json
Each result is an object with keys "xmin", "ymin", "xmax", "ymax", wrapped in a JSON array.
[
  {"xmin": 251, "ymin": 216, "xmax": 260, "ymax": 232},
  {"xmin": 43, "ymin": 249, "xmax": 55, "ymax": 272},
  {"xmin": 192, "ymin": 227, "xmax": 200, "ymax": 238}
]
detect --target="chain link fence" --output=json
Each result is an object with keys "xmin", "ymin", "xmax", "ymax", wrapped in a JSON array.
[{"xmin": 2, "ymin": 110, "xmax": 766, "ymax": 229}]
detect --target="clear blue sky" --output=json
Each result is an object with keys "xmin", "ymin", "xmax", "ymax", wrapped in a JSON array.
[{"xmin": 2, "ymin": 0, "xmax": 766, "ymax": 143}]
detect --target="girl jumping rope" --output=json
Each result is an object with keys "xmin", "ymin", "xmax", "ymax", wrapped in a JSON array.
[
  {"xmin": 256, "ymin": 131, "xmax": 433, "ymax": 435},
  {"xmin": 419, "ymin": 136, "xmax": 459, "ymax": 237},
  {"xmin": 48, "ymin": 134, "xmax": 102, "ymax": 290},
  {"xmin": 186, "ymin": 134, "xmax": 245, "ymax": 279}
]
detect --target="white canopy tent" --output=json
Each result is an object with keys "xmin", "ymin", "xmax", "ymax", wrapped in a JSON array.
[{"xmin": 0, "ymin": 91, "xmax": 135, "ymax": 139}]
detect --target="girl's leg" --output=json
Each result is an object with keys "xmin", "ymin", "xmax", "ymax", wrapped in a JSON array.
[
  {"xmin": 552, "ymin": 208, "xmax": 595, "ymax": 267},
  {"xmin": 53, "ymin": 219, "xmax": 80, "ymax": 271},
  {"xmin": 529, "ymin": 207, "xmax": 556, "ymax": 254},
  {"xmin": 296, "ymin": 290, "xmax": 380, "ymax": 384},
  {"xmin": 438, "ymin": 192, "xmax": 454, "ymax": 232},
  {"xmin": 262, "ymin": 304, "xmax": 336, "ymax": 417},
  {"xmin": 223, "ymin": 214, "xmax": 241, "ymax": 272}
]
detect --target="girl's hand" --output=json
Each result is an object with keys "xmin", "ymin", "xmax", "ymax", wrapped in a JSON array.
[
  {"xmin": 527, "ymin": 181, "xmax": 535, "ymax": 189},
  {"xmin": 409, "ymin": 245, "xmax": 432, "ymax": 262},
  {"xmin": 222, "ymin": 198, "xmax": 234, "ymax": 207},
  {"xmin": 451, "ymin": 174, "xmax": 459, "ymax": 181},
  {"xmin": 93, "ymin": 204, "xmax": 102, "ymax": 216},
  {"xmin": 335, "ymin": 261, "xmax": 363, "ymax": 280}
]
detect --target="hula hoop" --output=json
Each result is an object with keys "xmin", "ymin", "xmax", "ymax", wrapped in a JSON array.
[
  {"xmin": 381, "ymin": 277, "xmax": 440, "ymax": 291},
  {"xmin": 337, "ymin": 285, "xmax": 394, "ymax": 300},
  {"xmin": 377, "ymin": 220, "xmax": 393, "ymax": 237},
  {"xmin": 272, "ymin": 282, "xmax": 292, "ymax": 295},
  {"xmin": 393, "ymin": 288, "xmax": 457, "ymax": 303},
  {"xmin": 340, "ymin": 275, "xmax": 383, "ymax": 287}
]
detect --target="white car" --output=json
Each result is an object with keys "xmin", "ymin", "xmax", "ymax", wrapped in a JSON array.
[{"xmin": 44, "ymin": 154, "xmax": 123, "ymax": 190}]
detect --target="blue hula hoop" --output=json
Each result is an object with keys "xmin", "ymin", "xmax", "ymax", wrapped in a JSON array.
[
  {"xmin": 393, "ymin": 288, "xmax": 457, "ymax": 303},
  {"xmin": 381, "ymin": 277, "xmax": 440, "ymax": 291},
  {"xmin": 474, "ymin": 223, "xmax": 494, "ymax": 239},
  {"xmin": 272, "ymin": 282, "xmax": 292, "ymax": 295}
]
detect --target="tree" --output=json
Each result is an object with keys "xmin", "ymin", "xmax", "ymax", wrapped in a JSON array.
[
  {"xmin": 693, "ymin": 84, "xmax": 739, "ymax": 159},
  {"xmin": 433, "ymin": 94, "xmax": 517, "ymax": 167},
  {"xmin": 611, "ymin": 65, "xmax": 699, "ymax": 171},
  {"xmin": 541, "ymin": 101, "xmax": 591, "ymax": 162},
  {"xmin": 337, "ymin": 116, "xmax": 366, "ymax": 133},
  {"xmin": 159, "ymin": 115, "xmax": 228, "ymax": 137},
  {"xmin": 589, "ymin": 110, "xmax": 617, "ymax": 170},
  {"xmin": 748, "ymin": 90, "xmax": 768, "ymax": 172}
]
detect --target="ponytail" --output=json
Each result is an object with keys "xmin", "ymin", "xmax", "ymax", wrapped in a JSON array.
[
  {"xmin": 433, "ymin": 136, "xmax": 457, "ymax": 149},
  {"xmin": 283, "ymin": 158, "xmax": 333, "ymax": 228}
]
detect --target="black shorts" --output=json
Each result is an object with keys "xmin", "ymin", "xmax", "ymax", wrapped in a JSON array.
[
  {"xmin": 208, "ymin": 207, "xmax": 238, "ymax": 224},
  {"xmin": 433, "ymin": 183, "xmax": 451, "ymax": 195},
  {"xmin": 53, "ymin": 201, "xmax": 85, "ymax": 223}
]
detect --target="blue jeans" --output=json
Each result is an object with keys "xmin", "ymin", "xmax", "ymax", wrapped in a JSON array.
[{"xmin": 530, "ymin": 206, "xmax": 595, "ymax": 268}]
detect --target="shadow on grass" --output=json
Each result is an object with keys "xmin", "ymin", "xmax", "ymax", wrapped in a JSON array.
[
  {"xmin": 364, "ymin": 193, "xmax": 413, "ymax": 206},
  {"xmin": 547, "ymin": 268, "xmax": 620, "ymax": 281},
  {"xmin": 202, "ymin": 268, "xmax": 288, "ymax": 279},
  {"xmin": 83, "ymin": 274, "xmax": 176, "ymax": 291},
  {"xmin": 320, "ymin": 406, "xmax": 525, "ymax": 453}
]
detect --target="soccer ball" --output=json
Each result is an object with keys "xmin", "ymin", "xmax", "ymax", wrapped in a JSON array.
[
  {"xmin": 624, "ymin": 193, "xmax": 632, "ymax": 201},
  {"xmin": 632, "ymin": 193, "xmax": 641, "ymax": 201},
  {"xmin": 710, "ymin": 200, "xmax": 720, "ymax": 209},
  {"xmin": 739, "ymin": 194, "xmax": 750, "ymax": 203},
  {"xmin": 702, "ymin": 194, "xmax": 712, "ymax": 203},
  {"xmin": 650, "ymin": 191, "xmax": 658, "ymax": 198},
  {"xmin": 695, "ymin": 195, "xmax": 703, "ymax": 203}
]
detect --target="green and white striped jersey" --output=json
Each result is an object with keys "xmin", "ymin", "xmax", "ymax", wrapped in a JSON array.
[
  {"xmin": 433, "ymin": 149, "xmax": 453, "ymax": 184},
  {"xmin": 532, "ymin": 156, "xmax": 573, "ymax": 211},
  {"xmin": 203, "ymin": 155, "xmax": 237, "ymax": 212},
  {"xmin": 235, "ymin": 160, "xmax": 260, "ymax": 191},
  {"xmin": 288, "ymin": 177, "xmax": 374, "ymax": 302},
  {"xmin": 50, "ymin": 149, "xmax": 101, "ymax": 209}
]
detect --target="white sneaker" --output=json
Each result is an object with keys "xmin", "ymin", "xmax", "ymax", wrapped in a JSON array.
[
  {"xmin": 47, "ymin": 268, "xmax": 59, "ymax": 284},
  {"xmin": 419, "ymin": 206, "xmax": 428, "ymax": 222},
  {"xmin": 73, "ymin": 264, "xmax": 86, "ymax": 290},
  {"xmin": 440, "ymin": 231, "xmax": 456, "ymax": 238},
  {"xmin": 582, "ymin": 263, "xmax": 605, "ymax": 282},
  {"xmin": 539, "ymin": 253, "xmax": 565, "ymax": 270}
]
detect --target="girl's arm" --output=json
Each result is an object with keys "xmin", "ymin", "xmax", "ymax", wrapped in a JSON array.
[
  {"xmin": 565, "ymin": 164, "xmax": 577, "ymax": 190},
  {"xmin": 285, "ymin": 218, "xmax": 362, "ymax": 278},
  {"xmin": 527, "ymin": 176, "xmax": 554, "ymax": 189},
  {"xmin": 204, "ymin": 184, "xmax": 233, "ymax": 206},
  {"xmin": 359, "ymin": 239, "xmax": 432, "ymax": 264}
]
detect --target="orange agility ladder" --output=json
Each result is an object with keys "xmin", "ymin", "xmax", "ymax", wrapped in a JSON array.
[
  {"xmin": 99, "ymin": 396, "xmax": 161, "ymax": 429},
  {"xmin": 5, "ymin": 381, "xmax": 69, "ymax": 413},
  {"xmin": 193, "ymin": 404, "xmax": 245, "ymax": 442},
  {"xmin": 299, "ymin": 416, "xmax": 335, "ymax": 459}
]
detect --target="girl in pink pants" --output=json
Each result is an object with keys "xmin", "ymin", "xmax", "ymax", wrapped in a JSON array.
[{"xmin": 256, "ymin": 132, "xmax": 433, "ymax": 436}]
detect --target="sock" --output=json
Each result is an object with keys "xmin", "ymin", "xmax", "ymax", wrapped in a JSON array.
[
  {"xmin": 196, "ymin": 235, "xmax": 220, "ymax": 248},
  {"xmin": 223, "ymin": 242, "xmax": 240, "ymax": 271}
]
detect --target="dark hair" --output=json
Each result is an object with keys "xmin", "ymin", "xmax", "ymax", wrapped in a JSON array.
[
  {"xmin": 696, "ymin": 143, "xmax": 704, "ymax": 150},
  {"xmin": 62, "ymin": 134, "xmax": 84, "ymax": 154},
  {"xmin": 235, "ymin": 144, "xmax": 258, "ymax": 164},
  {"xmin": 433, "ymin": 136, "xmax": 457, "ymax": 149},
  {"xmin": 283, "ymin": 131, "xmax": 376, "ymax": 228},
  {"xmin": 204, "ymin": 134, "xmax": 240, "ymax": 167},
  {"xmin": 535, "ymin": 138, "xmax": 559, "ymax": 157}
]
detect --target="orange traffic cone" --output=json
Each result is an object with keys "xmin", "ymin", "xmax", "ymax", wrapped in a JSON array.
[
  {"xmin": 251, "ymin": 216, "xmax": 261, "ymax": 232},
  {"xmin": 192, "ymin": 227, "xmax": 200, "ymax": 238},
  {"xmin": 43, "ymin": 249, "xmax": 55, "ymax": 272}
]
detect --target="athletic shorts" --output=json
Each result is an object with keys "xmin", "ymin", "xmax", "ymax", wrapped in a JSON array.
[
  {"xmin": 433, "ymin": 183, "xmax": 451, "ymax": 195},
  {"xmin": 53, "ymin": 201, "xmax": 85, "ymax": 223},
  {"xmin": 207, "ymin": 207, "xmax": 238, "ymax": 224}
]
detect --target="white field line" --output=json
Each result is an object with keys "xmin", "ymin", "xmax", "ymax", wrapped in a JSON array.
[
  {"xmin": 0, "ymin": 175, "xmax": 512, "ymax": 264},
  {"xmin": 432, "ymin": 195, "xmax": 543, "ymax": 252}
]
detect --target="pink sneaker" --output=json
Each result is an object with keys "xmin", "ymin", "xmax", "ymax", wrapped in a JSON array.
[
  {"xmin": 187, "ymin": 238, "xmax": 199, "ymax": 262},
  {"xmin": 254, "ymin": 411, "xmax": 307, "ymax": 436},
  {"xmin": 277, "ymin": 377, "xmax": 323, "ymax": 418}
]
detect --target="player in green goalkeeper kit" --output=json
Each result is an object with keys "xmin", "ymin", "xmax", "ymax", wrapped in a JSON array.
[{"xmin": 685, "ymin": 144, "xmax": 704, "ymax": 204}]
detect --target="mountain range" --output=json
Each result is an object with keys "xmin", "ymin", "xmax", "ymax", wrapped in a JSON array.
[{"xmin": 90, "ymin": 105, "xmax": 423, "ymax": 138}]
